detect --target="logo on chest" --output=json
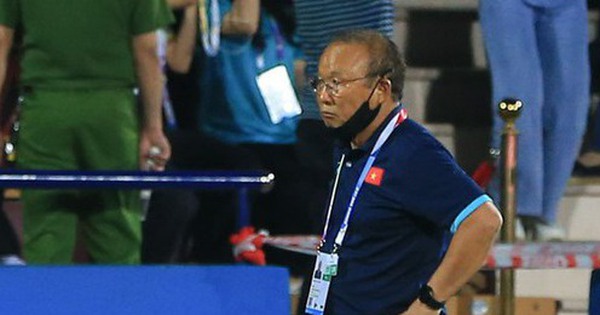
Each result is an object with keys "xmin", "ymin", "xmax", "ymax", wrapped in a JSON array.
[{"xmin": 364, "ymin": 166, "xmax": 385, "ymax": 186}]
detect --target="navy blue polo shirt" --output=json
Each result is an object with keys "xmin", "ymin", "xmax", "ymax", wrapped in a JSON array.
[{"xmin": 321, "ymin": 105, "xmax": 491, "ymax": 315}]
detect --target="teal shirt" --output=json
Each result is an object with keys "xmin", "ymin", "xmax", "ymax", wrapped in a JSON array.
[
  {"xmin": 199, "ymin": 2, "xmax": 300, "ymax": 145},
  {"xmin": 0, "ymin": 0, "xmax": 173, "ymax": 88}
]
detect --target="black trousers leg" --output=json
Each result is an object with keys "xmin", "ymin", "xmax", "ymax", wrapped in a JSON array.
[{"xmin": 0, "ymin": 190, "xmax": 20, "ymax": 256}]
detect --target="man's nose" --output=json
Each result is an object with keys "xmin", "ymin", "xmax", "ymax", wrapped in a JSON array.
[{"xmin": 316, "ymin": 88, "xmax": 334, "ymax": 105}]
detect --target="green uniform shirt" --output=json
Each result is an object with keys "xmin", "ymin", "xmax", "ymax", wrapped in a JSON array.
[{"xmin": 0, "ymin": 0, "xmax": 173, "ymax": 88}]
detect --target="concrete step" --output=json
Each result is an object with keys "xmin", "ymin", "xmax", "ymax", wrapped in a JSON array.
[
  {"xmin": 513, "ymin": 179, "xmax": 600, "ymax": 313},
  {"xmin": 393, "ymin": 5, "xmax": 600, "ymax": 173},
  {"xmin": 516, "ymin": 269, "xmax": 591, "ymax": 302},
  {"xmin": 516, "ymin": 271, "xmax": 591, "ymax": 314},
  {"xmin": 392, "ymin": 3, "xmax": 599, "ymax": 69},
  {"xmin": 560, "ymin": 299, "xmax": 589, "ymax": 314},
  {"xmin": 393, "ymin": 10, "xmax": 484, "ymax": 69},
  {"xmin": 560, "ymin": 178, "xmax": 600, "ymax": 241},
  {"xmin": 403, "ymin": 67, "xmax": 491, "ymax": 125},
  {"xmin": 403, "ymin": 67, "xmax": 492, "ymax": 172}
]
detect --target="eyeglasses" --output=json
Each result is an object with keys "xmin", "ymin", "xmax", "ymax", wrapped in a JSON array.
[{"xmin": 310, "ymin": 75, "xmax": 373, "ymax": 96}]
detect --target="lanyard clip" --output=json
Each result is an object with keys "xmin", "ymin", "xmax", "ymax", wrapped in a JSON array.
[{"xmin": 332, "ymin": 244, "xmax": 339, "ymax": 254}]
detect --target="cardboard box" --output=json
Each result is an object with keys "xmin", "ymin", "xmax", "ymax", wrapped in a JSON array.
[
  {"xmin": 446, "ymin": 295, "xmax": 471, "ymax": 315},
  {"xmin": 513, "ymin": 297, "xmax": 557, "ymax": 315},
  {"xmin": 445, "ymin": 295, "xmax": 557, "ymax": 315}
]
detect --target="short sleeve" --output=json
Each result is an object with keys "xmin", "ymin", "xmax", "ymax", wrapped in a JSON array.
[
  {"xmin": 131, "ymin": 0, "xmax": 174, "ymax": 36},
  {"xmin": 399, "ymin": 143, "xmax": 486, "ymax": 228},
  {"xmin": 0, "ymin": 0, "xmax": 19, "ymax": 28}
]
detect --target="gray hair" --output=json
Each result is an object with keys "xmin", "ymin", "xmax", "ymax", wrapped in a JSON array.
[{"xmin": 328, "ymin": 29, "xmax": 406, "ymax": 100}]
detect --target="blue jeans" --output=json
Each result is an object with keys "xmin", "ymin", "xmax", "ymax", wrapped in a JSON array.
[{"xmin": 480, "ymin": 0, "xmax": 590, "ymax": 223}]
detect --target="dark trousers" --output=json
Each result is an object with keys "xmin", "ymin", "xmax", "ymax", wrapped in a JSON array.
[
  {"xmin": 591, "ymin": 269, "xmax": 600, "ymax": 315},
  {"xmin": 241, "ymin": 143, "xmax": 313, "ymax": 276},
  {"xmin": 142, "ymin": 131, "xmax": 261, "ymax": 263},
  {"xmin": 0, "ymin": 190, "xmax": 20, "ymax": 256},
  {"xmin": 143, "ymin": 130, "xmax": 318, "ymax": 275}
]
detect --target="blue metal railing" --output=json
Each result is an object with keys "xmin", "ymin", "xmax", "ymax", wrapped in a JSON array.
[{"xmin": 0, "ymin": 169, "xmax": 275, "ymax": 228}]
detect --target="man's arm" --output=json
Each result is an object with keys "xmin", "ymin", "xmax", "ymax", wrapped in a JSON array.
[
  {"xmin": 0, "ymin": 25, "xmax": 14, "ymax": 104},
  {"xmin": 402, "ymin": 202, "xmax": 503, "ymax": 314},
  {"xmin": 167, "ymin": 5, "xmax": 197, "ymax": 73},
  {"xmin": 221, "ymin": 0, "xmax": 260, "ymax": 36},
  {"xmin": 166, "ymin": 0, "xmax": 196, "ymax": 10},
  {"xmin": 132, "ymin": 31, "xmax": 171, "ymax": 171}
]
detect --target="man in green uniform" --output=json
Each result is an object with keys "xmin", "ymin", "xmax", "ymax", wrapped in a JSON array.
[{"xmin": 0, "ymin": 0, "xmax": 172, "ymax": 264}]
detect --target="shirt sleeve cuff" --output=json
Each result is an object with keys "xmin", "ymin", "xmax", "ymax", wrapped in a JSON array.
[{"xmin": 450, "ymin": 194, "xmax": 493, "ymax": 233}]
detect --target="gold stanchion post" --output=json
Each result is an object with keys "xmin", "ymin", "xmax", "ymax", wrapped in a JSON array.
[{"xmin": 498, "ymin": 98, "xmax": 523, "ymax": 315}]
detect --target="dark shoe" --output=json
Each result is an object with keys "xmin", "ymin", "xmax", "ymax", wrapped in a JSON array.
[
  {"xmin": 574, "ymin": 151, "xmax": 600, "ymax": 177},
  {"xmin": 573, "ymin": 161, "xmax": 600, "ymax": 177}
]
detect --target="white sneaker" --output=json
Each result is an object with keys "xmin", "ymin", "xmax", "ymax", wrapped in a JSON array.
[
  {"xmin": 534, "ymin": 222, "xmax": 566, "ymax": 241},
  {"xmin": 0, "ymin": 255, "xmax": 26, "ymax": 266}
]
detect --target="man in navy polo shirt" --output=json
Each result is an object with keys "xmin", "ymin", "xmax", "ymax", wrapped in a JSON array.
[{"xmin": 304, "ymin": 30, "xmax": 503, "ymax": 315}]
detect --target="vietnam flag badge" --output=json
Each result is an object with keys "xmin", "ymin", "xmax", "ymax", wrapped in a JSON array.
[{"xmin": 365, "ymin": 166, "xmax": 385, "ymax": 186}]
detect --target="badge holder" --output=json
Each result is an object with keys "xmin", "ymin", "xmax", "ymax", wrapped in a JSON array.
[
  {"xmin": 255, "ymin": 64, "xmax": 302, "ymax": 124},
  {"xmin": 306, "ymin": 250, "xmax": 339, "ymax": 315}
]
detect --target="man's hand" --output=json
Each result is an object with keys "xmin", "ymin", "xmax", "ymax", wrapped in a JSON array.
[
  {"xmin": 167, "ymin": 0, "xmax": 196, "ymax": 9},
  {"xmin": 167, "ymin": 5, "xmax": 197, "ymax": 73},
  {"xmin": 0, "ymin": 25, "xmax": 15, "ymax": 115},
  {"xmin": 132, "ymin": 31, "xmax": 170, "ymax": 171},
  {"xmin": 139, "ymin": 127, "xmax": 171, "ymax": 171},
  {"xmin": 400, "ymin": 299, "xmax": 441, "ymax": 315}
]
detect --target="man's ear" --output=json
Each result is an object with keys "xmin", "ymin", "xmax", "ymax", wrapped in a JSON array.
[{"xmin": 375, "ymin": 79, "xmax": 392, "ymax": 101}]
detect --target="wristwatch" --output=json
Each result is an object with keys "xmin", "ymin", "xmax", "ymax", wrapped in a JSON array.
[{"xmin": 418, "ymin": 284, "xmax": 445, "ymax": 311}]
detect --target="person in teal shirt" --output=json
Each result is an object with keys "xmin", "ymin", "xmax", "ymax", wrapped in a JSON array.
[
  {"xmin": 198, "ymin": 0, "xmax": 300, "ymax": 145},
  {"xmin": 197, "ymin": 0, "xmax": 310, "ymax": 273}
]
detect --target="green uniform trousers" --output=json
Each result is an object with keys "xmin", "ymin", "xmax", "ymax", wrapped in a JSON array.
[{"xmin": 17, "ymin": 88, "xmax": 141, "ymax": 264}]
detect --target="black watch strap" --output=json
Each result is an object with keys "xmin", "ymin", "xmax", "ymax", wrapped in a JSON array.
[{"xmin": 418, "ymin": 284, "xmax": 445, "ymax": 310}]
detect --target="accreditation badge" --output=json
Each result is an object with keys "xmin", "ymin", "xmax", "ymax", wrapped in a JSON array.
[{"xmin": 305, "ymin": 251, "xmax": 339, "ymax": 315}]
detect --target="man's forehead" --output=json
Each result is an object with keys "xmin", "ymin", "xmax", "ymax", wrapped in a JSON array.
[{"xmin": 319, "ymin": 42, "xmax": 370, "ymax": 76}]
